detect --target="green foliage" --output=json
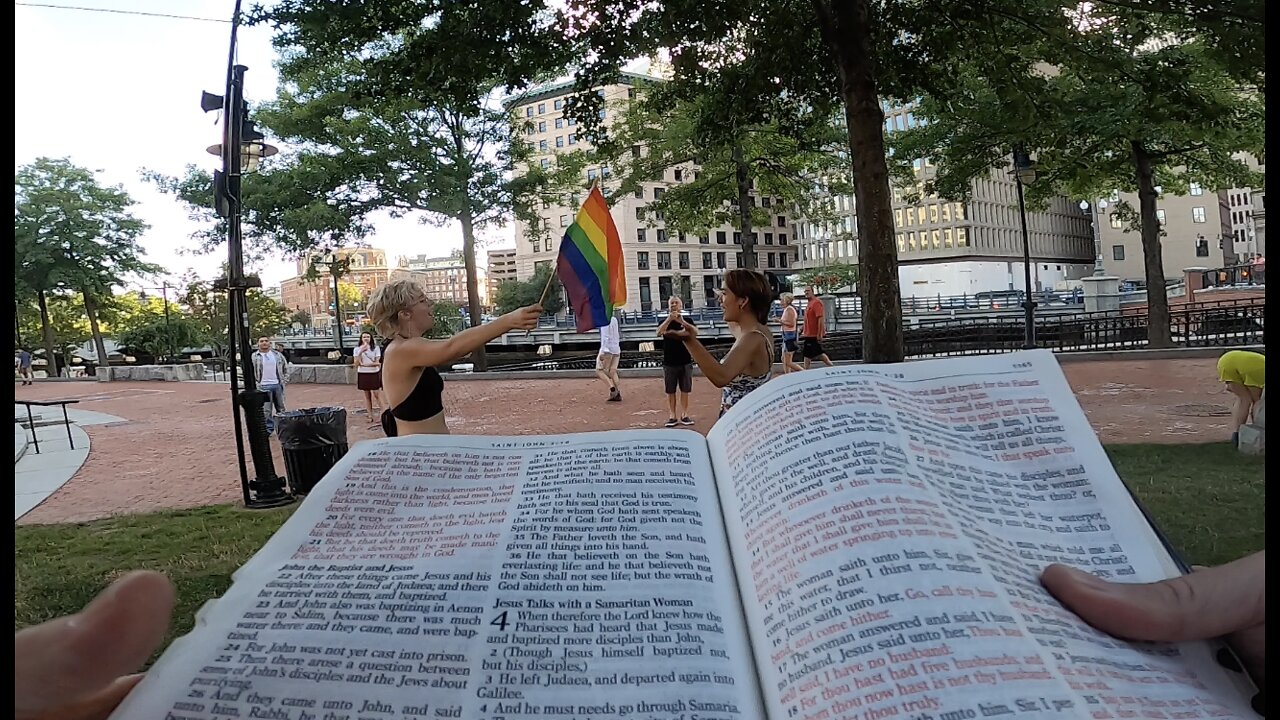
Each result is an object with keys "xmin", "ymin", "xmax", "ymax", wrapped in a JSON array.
[
  {"xmin": 289, "ymin": 309, "xmax": 312, "ymax": 327},
  {"xmin": 16, "ymin": 293, "xmax": 90, "ymax": 357},
  {"xmin": 428, "ymin": 300, "xmax": 464, "ymax": 340},
  {"xmin": 117, "ymin": 318, "xmax": 207, "ymax": 360},
  {"xmin": 596, "ymin": 85, "xmax": 850, "ymax": 268},
  {"xmin": 336, "ymin": 281, "xmax": 364, "ymax": 314},
  {"xmin": 792, "ymin": 264, "xmax": 859, "ymax": 294},
  {"xmin": 178, "ymin": 277, "xmax": 291, "ymax": 355},
  {"xmin": 494, "ymin": 265, "xmax": 563, "ymax": 316}
]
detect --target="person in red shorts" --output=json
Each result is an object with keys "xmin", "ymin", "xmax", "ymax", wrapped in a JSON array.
[{"xmin": 800, "ymin": 286, "xmax": 833, "ymax": 369}]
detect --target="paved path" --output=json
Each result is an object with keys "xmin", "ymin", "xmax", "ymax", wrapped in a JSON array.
[
  {"xmin": 12, "ymin": 357, "xmax": 1237, "ymax": 525},
  {"xmin": 13, "ymin": 406, "xmax": 125, "ymax": 520}
]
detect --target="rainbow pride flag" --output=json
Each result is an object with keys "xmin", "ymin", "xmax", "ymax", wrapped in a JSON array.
[{"xmin": 556, "ymin": 186, "xmax": 627, "ymax": 332}]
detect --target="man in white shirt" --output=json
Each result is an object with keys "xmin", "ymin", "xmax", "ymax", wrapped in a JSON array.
[
  {"xmin": 595, "ymin": 313, "xmax": 622, "ymax": 402},
  {"xmin": 252, "ymin": 336, "xmax": 289, "ymax": 432}
]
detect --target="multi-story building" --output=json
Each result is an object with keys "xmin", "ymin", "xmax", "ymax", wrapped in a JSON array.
[
  {"xmin": 1096, "ymin": 185, "xmax": 1233, "ymax": 281},
  {"xmin": 1252, "ymin": 185, "xmax": 1266, "ymax": 258},
  {"xmin": 505, "ymin": 73, "xmax": 796, "ymax": 311},
  {"xmin": 486, "ymin": 248, "xmax": 518, "ymax": 303},
  {"xmin": 795, "ymin": 104, "xmax": 1095, "ymax": 297},
  {"xmin": 279, "ymin": 247, "xmax": 390, "ymax": 324},
  {"xmin": 390, "ymin": 254, "xmax": 487, "ymax": 308}
]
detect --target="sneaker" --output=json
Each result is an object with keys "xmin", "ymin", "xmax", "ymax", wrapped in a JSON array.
[
  {"xmin": 679, "ymin": 417, "xmax": 695, "ymax": 426},
  {"xmin": 664, "ymin": 418, "xmax": 678, "ymax": 428},
  {"xmin": 607, "ymin": 390, "xmax": 622, "ymax": 402}
]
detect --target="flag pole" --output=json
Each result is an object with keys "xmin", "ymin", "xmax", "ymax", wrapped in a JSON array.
[{"xmin": 536, "ymin": 266, "xmax": 558, "ymax": 307}]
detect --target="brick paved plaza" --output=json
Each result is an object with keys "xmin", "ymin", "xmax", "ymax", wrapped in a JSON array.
[{"xmin": 14, "ymin": 357, "xmax": 1238, "ymax": 525}]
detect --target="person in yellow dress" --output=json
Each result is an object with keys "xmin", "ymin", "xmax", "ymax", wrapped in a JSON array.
[{"xmin": 1217, "ymin": 350, "xmax": 1265, "ymax": 443}]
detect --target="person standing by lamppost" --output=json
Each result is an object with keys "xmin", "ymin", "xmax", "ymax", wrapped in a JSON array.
[
  {"xmin": 1012, "ymin": 146, "xmax": 1039, "ymax": 349},
  {"xmin": 251, "ymin": 337, "xmax": 289, "ymax": 434}
]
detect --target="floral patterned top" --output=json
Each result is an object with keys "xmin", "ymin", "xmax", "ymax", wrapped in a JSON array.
[{"xmin": 719, "ymin": 328, "xmax": 774, "ymax": 417}]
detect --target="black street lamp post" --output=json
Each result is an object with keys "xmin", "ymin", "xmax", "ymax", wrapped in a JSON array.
[
  {"xmin": 202, "ymin": 1, "xmax": 291, "ymax": 509},
  {"xmin": 1012, "ymin": 146, "xmax": 1038, "ymax": 350}
]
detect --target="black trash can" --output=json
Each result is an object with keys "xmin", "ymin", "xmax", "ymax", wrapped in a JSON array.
[{"xmin": 276, "ymin": 407, "xmax": 349, "ymax": 495}]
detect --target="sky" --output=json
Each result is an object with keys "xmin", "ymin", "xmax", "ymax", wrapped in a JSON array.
[{"xmin": 14, "ymin": 0, "xmax": 507, "ymax": 290}]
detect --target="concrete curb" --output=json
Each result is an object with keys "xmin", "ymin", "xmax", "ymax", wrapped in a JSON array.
[{"xmin": 14, "ymin": 423, "xmax": 29, "ymax": 464}]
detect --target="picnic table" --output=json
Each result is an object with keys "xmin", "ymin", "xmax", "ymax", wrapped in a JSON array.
[{"xmin": 15, "ymin": 399, "xmax": 79, "ymax": 454}]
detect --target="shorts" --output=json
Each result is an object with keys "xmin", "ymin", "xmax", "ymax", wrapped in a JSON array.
[
  {"xmin": 597, "ymin": 352, "xmax": 620, "ymax": 373},
  {"xmin": 357, "ymin": 370, "xmax": 382, "ymax": 391},
  {"xmin": 664, "ymin": 364, "xmax": 693, "ymax": 394},
  {"xmin": 802, "ymin": 337, "xmax": 826, "ymax": 359},
  {"xmin": 781, "ymin": 331, "xmax": 798, "ymax": 353}
]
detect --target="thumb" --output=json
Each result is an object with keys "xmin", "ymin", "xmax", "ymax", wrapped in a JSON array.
[
  {"xmin": 15, "ymin": 571, "xmax": 176, "ymax": 719},
  {"xmin": 1041, "ymin": 551, "xmax": 1265, "ymax": 643}
]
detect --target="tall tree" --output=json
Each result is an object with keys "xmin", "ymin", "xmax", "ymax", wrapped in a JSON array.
[
  {"xmin": 250, "ymin": 1, "xmax": 573, "ymax": 370},
  {"xmin": 179, "ymin": 274, "xmax": 290, "ymax": 357},
  {"xmin": 15, "ymin": 158, "xmax": 160, "ymax": 368},
  {"xmin": 888, "ymin": 9, "xmax": 1264, "ymax": 347},
  {"xmin": 597, "ymin": 82, "xmax": 850, "ymax": 269}
]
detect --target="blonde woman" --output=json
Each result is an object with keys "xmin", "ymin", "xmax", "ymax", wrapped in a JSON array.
[
  {"xmin": 352, "ymin": 332, "xmax": 385, "ymax": 425},
  {"xmin": 779, "ymin": 292, "xmax": 801, "ymax": 374},
  {"xmin": 367, "ymin": 279, "xmax": 541, "ymax": 436}
]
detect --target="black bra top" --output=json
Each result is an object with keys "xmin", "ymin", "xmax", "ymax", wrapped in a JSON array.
[
  {"xmin": 392, "ymin": 365, "xmax": 444, "ymax": 422},
  {"xmin": 379, "ymin": 340, "xmax": 445, "ymax": 437}
]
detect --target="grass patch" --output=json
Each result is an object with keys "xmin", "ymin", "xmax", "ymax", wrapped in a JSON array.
[
  {"xmin": 1106, "ymin": 443, "xmax": 1265, "ymax": 567},
  {"xmin": 15, "ymin": 444, "xmax": 1265, "ymax": 660}
]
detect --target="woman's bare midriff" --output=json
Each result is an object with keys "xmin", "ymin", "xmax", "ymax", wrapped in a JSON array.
[{"xmin": 393, "ymin": 411, "xmax": 449, "ymax": 436}]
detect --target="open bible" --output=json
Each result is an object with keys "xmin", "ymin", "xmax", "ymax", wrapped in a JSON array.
[{"xmin": 116, "ymin": 350, "xmax": 1258, "ymax": 719}]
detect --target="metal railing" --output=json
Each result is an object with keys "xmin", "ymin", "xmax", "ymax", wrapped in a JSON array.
[{"xmin": 1200, "ymin": 263, "xmax": 1266, "ymax": 289}]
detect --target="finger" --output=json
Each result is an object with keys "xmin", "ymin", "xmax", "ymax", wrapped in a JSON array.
[
  {"xmin": 15, "ymin": 571, "xmax": 175, "ymax": 718},
  {"xmin": 30, "ymin": 674, "xmax": 144, "ymax": 720},
  {"xmin": 1041, "ymin": 552, "xmax": 1264, "ymax": 643}
]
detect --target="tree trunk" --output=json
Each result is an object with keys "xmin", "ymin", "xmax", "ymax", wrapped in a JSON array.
[
  {"xmin": 818, "ymin": 0, "xmax": 904, "ymax": 362},
  {"xmin": 1130, "ymin": 140, "xmax": 1173, "ymax": 348},
  {"xmin": 83, "ymin": 292, "xmax": 112, "ymax": 371},
  {"xmin": 459, "ymin": 209, "xmax": 488, "ymax": 372},
  {"xmin": 733, "ymin": 141, "xmax": 758, "ymax": 269},
  {"xmin": 37, "ymin": 289, "xmax": 59, "ymax": 378}
]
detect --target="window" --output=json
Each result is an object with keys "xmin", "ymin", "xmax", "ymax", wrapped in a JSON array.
[
  {"xmin": 1112, "ymin": 245, "xmax": 1125, "ymax": 261},
  {"xmin": 701, "ymin": 252, "xmax": 712, "ymax": 269},
  {"xmin": 779, "ymin": 233, "xmax": 787, "ymax": 245},
  {"xmin": 537, "ymin": 103, "xmax": 545, "ymax": 114},
  {"xmin": 1109, "ymin": 213, "xmax": 1122, "ymax": 229},
  {"xmin": 674, "ymin": 168, "xmax": 683, "ymax": 181},
  {"xmin": 736, "ymin": 252, "xmax": 743, "ymax": 267},
  {"xmin": 587, "ymin": 168, "xmax": 598, "ymax": 181},
  {"xmin": 555, "ymin": 136, "xmax": 564, "ymax": 148},
  {"xmin": 635, "ymin": 207, "xmax": 645, "ymax": 220},
  {"xmin": 533, "ymin": 241, "xmax": 541, "ymax": 253},
  {"xmin": 537, "ymin": 121, "xmax": 546, "ymax": 132},
  {"xmin": 944, "ymin": 228, "xmax": 953, "ymax": 247},
  {"xmin": 942, "ymin": 204, "xmax": 951, "ymax": 222},
  {"xmin": 1190, "ymin": 182, "xmax": 1203, "ymax": 196},
  {"xmin": 554, "ymin": 118, "xmax": 564, "ymax": 130},
  {"xmin": 894, "ymin": 209, "xmax": 904, "ymax": 226},
  {"xmin": 1192, "ymin": 206, "xmax": 1207, "ymax": 223},
  {"xmin": 634, "ymin": 187, "xmax": 644, "ymax": 199},
  {"xmin": 657, "ymin": 252, "xmax": 671, "ymax": 270},
  {"xmin": 636, "ymin": 228, "xmax": 646, "ymax": 242},
  {"xmin": 539, "ymin": 158, "xmax": 550, "ymax": 169},
  {"xmin": 525, "ymin": 125, "xmax": 535, "ymax": 136},
  {"xmin": 717, "ymin": 252, "xmax": 727, "ymax": 269},
  {"xmin": 955, "ymin": 203, "xmax": 965, "ymax": 220},
  {"xmin": 559, "ymin": 215, "xmax": 569, "ymax": 227},
  {"xmin": 956, "ymin": 228, "xmax": 967, "ymax": 247},
  {"xmin": 678, "ymin": 252, "xmax": 689, "ymax": 269},
  {"xmin": 766, "ymin": 253, "xmax": 776, "ymax": 268},
  {"xmin": 539, "ymin": 140, "xmax": 548, "ymax": 152},
  {"xmin": 653, "ymin": 187, "xmax": 664, "ymax": 200},
  {"xmin": 929, "ymin": 205, "xmax": 939, "ymax": 223},
  {"xmin": 698, "ymin": 234, "xmax": 708, "ymax": 244},
  {"xmin": 1195, "ymin": 237, "xmax": 1210, "ymax": 257},
  {"xmin": 656, "ymin": 229, "xmax": 667, "ymax": 243},
  {"xmin": 907, "ymin": 232, "xmax": 917, "ymax": 250},
  {"xmin": 764, "ymin": 232, "xmax": 773, "ymax": 245},
  {"xmin": 568, "ymin": 134, "xmax": 577, "ymax": 145},
  {"xmin": 637, "ymin": 252, "xmax": 650, "ymax": 270},
  {"xmin": 733, "ymin": 232, "xmax": 741, "ymax": 244},
  {"xmin": 525, "ymin": 107, "xmax": 533, "ymax": 118},
  {"xmin": 777, "ymin": 215, "xmax": 787, "ymax": 227},
  {"xmin": 716, "ymin": 231, "xmax": 727, "ymax": 244},
  {"xmin": 780, "ymin": 254, "xmax": 788, "ymax": 268},
  {"xmin": 567, "ymin": 117, "xmax": 576, "ymax": 127},
  {"xmin": 639, "ymin": 277, "xmax": 651, "ymax": 311},
  {"xmin": 1156, "ymin": 209, "xmax": 1166, "ymax": 226},
  {"xmin": 598, "ymin": 109, "xmax": 606, "ymax": 120},
  {"xmin": 931, "ymin": 229, "xmax": 941, "ymax": 248},
  {"xmin": 554, "ymin": 99, "xmax": 563, "ymax": 110}
]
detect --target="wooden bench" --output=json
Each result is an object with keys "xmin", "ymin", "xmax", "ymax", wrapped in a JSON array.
[{"xmin": 15, "ymin": 399, "xmax": 79, "ymax": 454}]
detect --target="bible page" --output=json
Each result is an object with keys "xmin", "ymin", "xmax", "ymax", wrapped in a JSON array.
[
  {"xmin": 112, "ymin": 430, "xmax": 764, "ymax": 720},
  {"xmin": 707, "ymin": 350, "xmax": 1255, "ymax": 720}
]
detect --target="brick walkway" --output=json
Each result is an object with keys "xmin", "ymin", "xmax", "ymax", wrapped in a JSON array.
[{"xmin": 14, "ymin": 357, "xmax": 1237, "ymax": 525}]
